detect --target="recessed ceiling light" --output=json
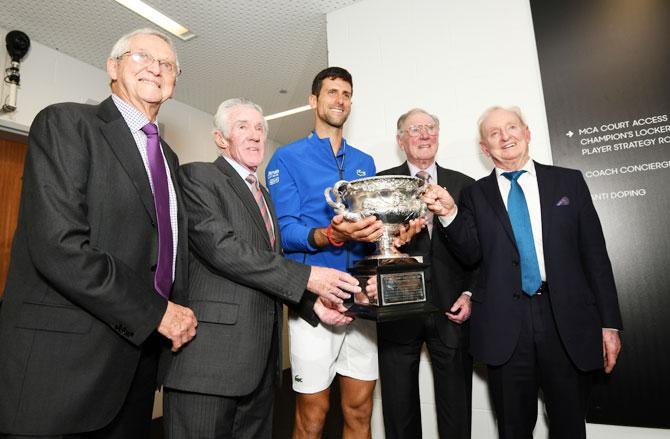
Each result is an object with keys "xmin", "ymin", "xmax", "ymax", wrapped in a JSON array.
[{"xmin": 114, "ymin": 0, "xmax": 196, "ymax": 41}]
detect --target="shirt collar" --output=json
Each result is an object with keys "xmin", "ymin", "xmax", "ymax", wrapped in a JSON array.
[
  {"xmin": 222, "ymin": 154, "xmax": 258, "ymax": 184},
  {"xmin": 111, "ymin": 94, "xmax": 154, "ymax": 133},
  {"xmin": 495, "ymin": 159, "xmax": 536, "ymax": 178},
  {"xmin": 407, "ymin": 161, "xmax": 437, "ymax": 181},
  {"xmin": 307, "ymin": 130, "xmax": 347, "ymax": 157}
]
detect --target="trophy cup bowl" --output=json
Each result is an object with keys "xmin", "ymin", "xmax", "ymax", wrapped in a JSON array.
[
  {"xmin": 324, "ymin": 175, "xmax": 428, "ymax": 258},
  {"xmin": 324, "ymin": 175, "xmax": 437, "ymax": 321}
]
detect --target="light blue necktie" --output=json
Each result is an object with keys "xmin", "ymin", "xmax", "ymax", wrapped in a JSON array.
[{"xmin": 502, "ymin": 170, "xmax": 542, "ymax": 296}]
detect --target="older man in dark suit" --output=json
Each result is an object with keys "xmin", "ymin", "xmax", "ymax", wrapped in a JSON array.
[
  {"xmin": 0, "ymin": 29, "xmax": 197, "ymax": 438},
  {"xmin": 376, "ymin": 108, "xmax": 477, "ymax": 439},
  {"xmin": 161, "ymin": 98, "xmax": 359, "ymax": 439},
  {"xmin": 423, "ymin": 106, "xmax": 623, "ymax": 439}
]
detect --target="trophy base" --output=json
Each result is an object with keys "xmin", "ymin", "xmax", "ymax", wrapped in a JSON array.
[
  {"xmin": 347, "ymin": 256, "xmax": 436, "ymax": 322},
  {"xmin": 345, "ymin": 301, "xmax": 439, "ymax": 322}
]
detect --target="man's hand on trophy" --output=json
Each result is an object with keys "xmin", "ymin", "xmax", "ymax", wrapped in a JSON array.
[
  {"xmin": 313, "ymin": 297, "xmax": 353, "ymax": 326},
  {"xmin": 365, "ymin": 275, "xmax": 378, "ymax": 300},
  {"xmin": 392, "ymin": 217, "xmax": 426, "ymax": 249},
  {"xmin": 422, "ymin": 184, "xmax": 457, "ymax": 217},
  {"xmin": 330, "ymin": 213, "xmax": 384, "ymax": 243},
  {"xmin": 307, "ymin": 266, "xmax": 360, "ymax": 304}
]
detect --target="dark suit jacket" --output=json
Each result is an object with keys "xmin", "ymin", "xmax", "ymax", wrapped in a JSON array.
[
  {"xmin": 161, "ymin": 157, "xmax": 314, "ymax": 397},
  {"xmin": 377, "ymin": 162, "xmax": 476, "ymax": 347},
  {"xmin": 445, "ymin": 162, "xmax": 623, "ymax": 370},
  {"xmin": 0, "ymin": 97, "xmax": 188, "ymax": 435}
]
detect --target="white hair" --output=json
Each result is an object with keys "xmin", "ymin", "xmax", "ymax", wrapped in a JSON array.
[
  {"xmin": 396, "ymin": 108, "xmax": 440, "ymax": 134},
  {"xmin": 213, "ymin": 98, "xmax": 268, "ymax": 138},
  {"xmin": 109, "ymin": 28, "xmax": 180, "ymax": 72},
  {"xmin": 477, "ymin": 105, "xmax": 527, "ymax": 142}
]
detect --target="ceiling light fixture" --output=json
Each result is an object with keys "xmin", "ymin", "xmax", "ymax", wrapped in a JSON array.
[
  {"xmin": 114, "ymin": 0, "xmax": 196, "ymax": 41},
  {"xmin": 265, "ymin": 105, "xmax": 312, "ymax": 121}
]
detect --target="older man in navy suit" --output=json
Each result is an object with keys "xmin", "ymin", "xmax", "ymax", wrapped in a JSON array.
[{"xmin": 422, "ymin": 106, "xmax": 623, "ymax": 439}]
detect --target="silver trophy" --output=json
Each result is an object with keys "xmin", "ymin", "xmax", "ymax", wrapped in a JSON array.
[{"xmin": 324, "ymin": 176, "xmax": 437, "ymax": 321}]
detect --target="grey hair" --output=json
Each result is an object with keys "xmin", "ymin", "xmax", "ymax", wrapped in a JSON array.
[
  {"xmin": 396, "ymin": 108, "xmax": 440, "ymax": 134},
  {"xmin": 213, "ymin": 98, "xmax": 268, "ymax": 138},
  {"xmin": 109, "ymin": 28, "xmax": 180, "ymax": 72},
  {"xmin": 477, "ymin": 105, "xmax": 527, "ymax": 142}
]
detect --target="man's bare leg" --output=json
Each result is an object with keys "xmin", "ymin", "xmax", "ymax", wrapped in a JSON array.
[
  {"xmin": 293, "ymin": 388, "xmax": 331, "ymax": 439},
  {"xmin": 340, "ymin": 376, "xmax": 375, "ymax": 439}
]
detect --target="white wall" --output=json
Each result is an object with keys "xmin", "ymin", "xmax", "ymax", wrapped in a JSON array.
[
  {"xmin": 327, "ymin": 1, "xmax": 670, "ymax": 438},
  {"xmin": 0, "ymin": 27, "xmax": 216, "ymax": 164}
]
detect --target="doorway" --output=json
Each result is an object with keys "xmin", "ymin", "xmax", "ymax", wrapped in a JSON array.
[{"xmin": 0, "ymin": 129, "xmax": 28, "ymax": 297}]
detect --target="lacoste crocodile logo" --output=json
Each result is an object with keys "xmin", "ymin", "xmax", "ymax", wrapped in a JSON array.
[{"xmin": 294, "ymin": 375, "xmax": 303, "ymax": 383}]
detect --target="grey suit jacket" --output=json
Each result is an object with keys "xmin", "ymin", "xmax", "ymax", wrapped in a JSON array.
[
  {"xmin": 0, "ymin": 97, "xmax": 188, "ymax": 435},
  {"xmin": 161, "ymin": 157, "xmax": 313, "ymax": 397}
]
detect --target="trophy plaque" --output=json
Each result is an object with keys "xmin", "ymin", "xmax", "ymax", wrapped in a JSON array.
[{"xmin": 324, "ymin": 175, "xmax": 438, "ymax": 321}]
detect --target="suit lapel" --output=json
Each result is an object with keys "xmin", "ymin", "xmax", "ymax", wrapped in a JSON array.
[
  {"xmin": 397, "ymin": 161, "xmax": 433, "ymax": 248},
  {"xmin": 163, "ymin": 143, "xmax": 189, "ymax": 285},
  {"xmin": 214, "ymin": 157, "xmax": 272, "ymax": 248},
  {"xmin": 481, "ymin": 170, "xmax": 516, "ymax": 247},
  {"xmin": 97, "ymin": 98, "xmax": 156, "ymax": 223},
  {"xmin": 535, "ymin": 162, "xmax": 555, "ymax": 246},
  {"xmin": 261, "ymin": 185, "xmax": 280, "ymax": 252},
  {"xmin": 397, "ymin": 162, "xmax": 411, "ymax": 176}
]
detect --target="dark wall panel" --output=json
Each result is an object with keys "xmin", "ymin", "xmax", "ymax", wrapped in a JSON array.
[{"xmin": 530, "ymin": 0, "xmax": 670, "ymax": 429}]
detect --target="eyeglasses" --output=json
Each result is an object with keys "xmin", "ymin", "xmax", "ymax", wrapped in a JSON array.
[
  {"xmin": 118, "ymin": 51, "xmax": 181, "ymax": 76},
  {"xmin": 403, "ymin": 124, "xmax": 438, "ymax": 137}
]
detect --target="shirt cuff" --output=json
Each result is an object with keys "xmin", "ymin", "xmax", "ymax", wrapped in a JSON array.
[
  {"xmin": 462, "ymin": 291, "xmax": 472, "ymax": 297},
  {"xmin": 438, "ymin": 206, "xmax": 458, "ymax": 228},
  {"xmin": 307, "ymin": 228, "xmax": 318, "ymax": 249}
]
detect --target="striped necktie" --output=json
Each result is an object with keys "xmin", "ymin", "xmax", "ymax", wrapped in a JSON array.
[{"xmin": 246, "ymin": 174, "xmax": 275, "ymax": 247}]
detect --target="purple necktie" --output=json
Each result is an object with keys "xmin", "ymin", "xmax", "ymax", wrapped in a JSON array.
[{"xmin": 142, "ymin": 123, "xmax": 173, "ymax": 299}]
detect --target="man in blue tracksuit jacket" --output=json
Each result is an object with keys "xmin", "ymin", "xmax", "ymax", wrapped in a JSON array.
[{"xmin": 266, "ymin": 67, "xmax": 382, "ymax": 439}]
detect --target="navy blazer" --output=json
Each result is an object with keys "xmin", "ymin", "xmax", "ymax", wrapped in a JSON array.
[{"xmin": 444, "ymin": 161, "xmax": 622, "ymax": 370}]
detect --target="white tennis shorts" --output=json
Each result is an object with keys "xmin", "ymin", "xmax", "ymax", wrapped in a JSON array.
[{"xmin": 288, "ymin": 313, "xmax": 378, "ymax": 394}]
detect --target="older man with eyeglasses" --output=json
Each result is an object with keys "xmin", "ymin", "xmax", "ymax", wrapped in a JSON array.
[
  {"xmin": 0, "ymin": 28, "xmax": 197, "ymax": 438},
  {"xmin": 375, "ymin": 108, "xmax": 477, "ymax": 439}
]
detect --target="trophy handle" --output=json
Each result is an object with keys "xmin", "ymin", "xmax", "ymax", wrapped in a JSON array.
[
  {"xmin": 324, "ymin": 180, "xmax": 349, "ymax": 215},
  {"xmin": 416, "ymin": 178, "xmax": 428, "ymax": 217},
  {"xmin": 348, "ymin": 209, "xmax": 375, "ymax": 222}
]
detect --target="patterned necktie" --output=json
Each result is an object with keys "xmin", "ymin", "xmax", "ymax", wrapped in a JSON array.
[
  {"xmin": 141, "ymin": 123, "xmax": 173, "ymax": 299},
  {"xmin": 416, "ymin": 171, "xmax": 434, "ymax": 237},
  {"xmin": 246, "ymin": 174, "xmax": 275, "ymax": 247},
  {"xmin": 502, "ymin": 170, "xmax": 542, "ymax": 296}
]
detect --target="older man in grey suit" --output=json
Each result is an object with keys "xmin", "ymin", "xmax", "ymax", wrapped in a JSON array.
[
  {"xmin": 161, "ymin": 98, "xmax": 359, "ymax": 439},
  {"xmin": 0, "ymin": 29, "xmax": 197, "ymax": 438}
]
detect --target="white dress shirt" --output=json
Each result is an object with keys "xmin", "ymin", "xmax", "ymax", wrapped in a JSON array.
[
  {"xmin": 438, "ymin": 159, "xmax": 546, "ymax": 281},
  {"xmin": 494, "ymin": 160, "xmax": 546, "ymax": 282},
  {"xmin": 112, "ymin": 94, "xmax": 178, "ymax": 280},
  {"xmin": 223, "ymin": 155, "xmax": 275, "ymax": 236}
]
